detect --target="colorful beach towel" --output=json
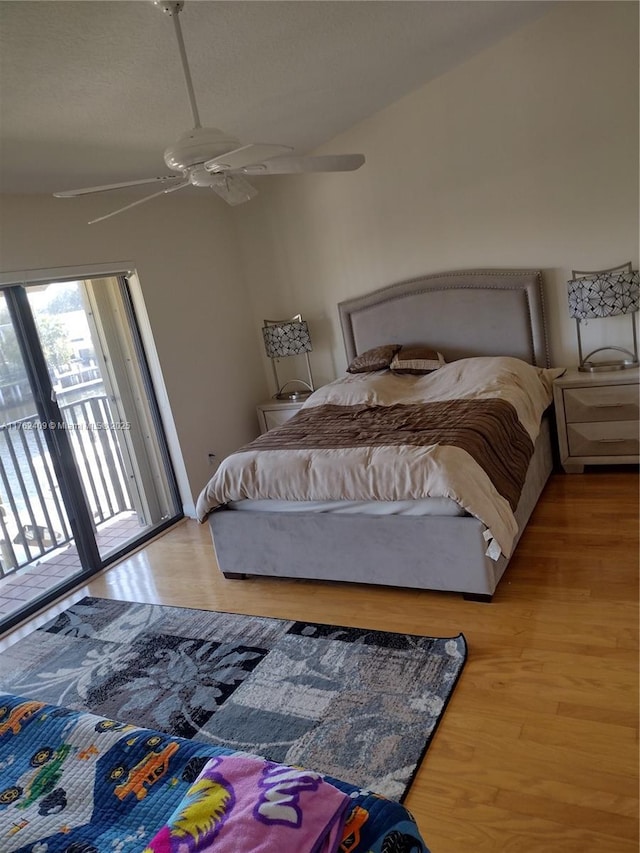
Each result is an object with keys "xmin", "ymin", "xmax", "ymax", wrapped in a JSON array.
[{"xmin": 145, "ymin": 753, "xmax": 352, "ymax": 853}]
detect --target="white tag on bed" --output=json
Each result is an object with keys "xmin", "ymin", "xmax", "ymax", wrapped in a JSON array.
[
  {"xmin": 484, "ymin": 536, "xmax": 502, "ymax": 561},
  {"xmin": 483, "ymin": 528, "xmax": 502, "ymax": 560}
]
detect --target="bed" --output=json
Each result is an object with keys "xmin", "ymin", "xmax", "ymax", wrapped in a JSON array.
[
  {"xmin": 0, "ymin": 692, "xmax": 429, "ymax": 852},
  {"xmin": 199, "ymin": 269, "xmax": 557, "ymax": 601}
]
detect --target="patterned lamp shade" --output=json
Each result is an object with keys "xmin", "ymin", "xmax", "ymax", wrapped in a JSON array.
[
  {"xmin": 567, "ymin": 270, "xmax": 639, "ymax": 319},
  {"xmin": 262, "ymin": 319, "xmax": 312, "ymax": 358}
]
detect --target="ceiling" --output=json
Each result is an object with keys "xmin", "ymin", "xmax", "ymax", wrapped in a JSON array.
[{"xmin": 0, "ymin": 1, "xmax": 552, "ymax": 195}]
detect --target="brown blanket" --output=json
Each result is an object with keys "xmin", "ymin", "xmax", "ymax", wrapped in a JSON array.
[{"xmin": 248, "ymin": 400, "xmax": 532, "ymax": 511}]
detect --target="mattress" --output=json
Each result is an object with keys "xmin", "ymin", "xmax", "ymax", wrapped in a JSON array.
[{"xmin": 227, "ymin": 496, "xmax": 467, "ymax": 516}]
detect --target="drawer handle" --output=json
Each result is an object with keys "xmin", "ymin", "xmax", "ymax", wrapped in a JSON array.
[
  {"xmin": 592, "ymin": 402, "xmax": 624, "ymax": 408},
  {"xmin": 596, "ymin": 438, "xmax": 627, "ymax": 443}
]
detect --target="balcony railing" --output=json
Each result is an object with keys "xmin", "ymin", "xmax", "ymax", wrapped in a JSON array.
[{"xmin": 0, "ymin": 395, "xmax": 133, "ymax": 578}]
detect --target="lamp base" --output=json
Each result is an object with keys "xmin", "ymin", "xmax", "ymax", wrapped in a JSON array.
[
  {"xmin": 274, "ymin": 378, "xmax": 314, "ymax": 401},
  {"xmin": 275, "ymin": 389, "xmax": 312, "ymax": 401},
  {"xmin": 579, "ymin": 358, "xmax": 639, "ymax": 373}
]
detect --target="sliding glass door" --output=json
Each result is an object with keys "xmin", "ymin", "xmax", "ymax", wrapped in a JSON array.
[
  {"xmin": 0, "ymin": 275, "xmax": 181, "ymax": 632},
  {"xmin": 0, "ymin": 289, "xmax": 87, "ymax": 601}
]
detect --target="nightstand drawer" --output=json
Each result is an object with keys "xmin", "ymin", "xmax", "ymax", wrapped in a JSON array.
[
  {"xmin": 256, "ymin": 400, "xmax": 305, "ymax": 434},
  {"xmin": 264, "ymin": 408, "xmax": 299, "ymax": 430},
  {"xmin": 567, "ymin": 420, "xmax": 639, "ymax": 457},
  {"xmin": 564, "ymin": 384, "xmax": 638, "ymax": 423}
]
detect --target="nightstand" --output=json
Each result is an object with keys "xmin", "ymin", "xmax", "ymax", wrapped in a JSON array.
[
  {"xmin": 553, "ymin": 368, "xmax": 639, "ymax": 473},
  {"xmin": 256, "ymin": 398, "xmax": 305, "ymax": 434}
]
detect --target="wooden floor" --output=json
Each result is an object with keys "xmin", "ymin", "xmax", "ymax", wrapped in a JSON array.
[{"xmin": 3, "ymin": 471, "xmax": 638, "ymax": 852}]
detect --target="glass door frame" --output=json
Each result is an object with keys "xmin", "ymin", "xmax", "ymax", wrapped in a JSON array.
[
  {"xmin": 0, "ymin": 267, "xmax": 183, "ymax": 634},
  {"xmin": 8, "ymin": 281, "xmax": 105, "ymax": 550}
]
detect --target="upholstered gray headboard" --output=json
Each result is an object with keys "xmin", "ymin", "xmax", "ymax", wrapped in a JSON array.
[{"xmin": 338, "ymin": 269, "xmax": 550, "ymax": 368}]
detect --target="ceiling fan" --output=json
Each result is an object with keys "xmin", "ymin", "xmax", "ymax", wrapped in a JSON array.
[{"xmin": 53, "ymin": 0, "xmax": 365, "ymax": 224}]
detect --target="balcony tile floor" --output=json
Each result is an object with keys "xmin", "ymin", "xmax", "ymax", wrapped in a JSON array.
[{"xmin": 0, "ymin": 511, "xmax": 142, "ymax": 621}]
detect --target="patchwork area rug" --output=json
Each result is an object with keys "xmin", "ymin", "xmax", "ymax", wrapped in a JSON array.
[{"xmin": 0, "ymin": 596, "xmax": 466, "ymax": 800}]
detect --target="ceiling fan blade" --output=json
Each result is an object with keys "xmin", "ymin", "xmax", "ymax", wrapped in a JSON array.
[
  {"xmin": 209, "ymin": 174, "xmax": 258, "ymax": 206},
  {"xmin": 88, "ymin": 180, "xmax": 190, "ymax": 224},
  {"xmin": 204, "ymin": 144, "xmax": 293, "ymax": 173},
  {"xmin": 54, "ymin": 175, "xmax": 186, "ymax": 198},
  {"xmin": 237, "ymin": 154, "xmax": 366, "ymax": 175}
]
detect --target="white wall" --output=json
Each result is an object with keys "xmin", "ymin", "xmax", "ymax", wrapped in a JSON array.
[
  {"xmin": 0, "ymin": 193, "xmax": 268, "ymax": 515},
  {"xmin": 235, "ymin": 1, "xmax": 639, "ymax": 387}
]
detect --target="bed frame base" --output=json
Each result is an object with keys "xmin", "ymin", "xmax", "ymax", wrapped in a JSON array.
[
  {"xmin": 224, "ymin": 573, "xmax": 495, "ymax": 603},
  {"xmin": 212, "ymin": 512, "xmax": 501, "ymax": 595}
]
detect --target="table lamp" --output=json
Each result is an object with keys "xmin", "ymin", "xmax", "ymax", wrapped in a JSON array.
[
  {"xmin": 262, "ymin": 314, "xmax": 315, "ymax": 400},
  {"xmin": 567, "ymin": 262, "xmax": 639, "ymax": 372}
]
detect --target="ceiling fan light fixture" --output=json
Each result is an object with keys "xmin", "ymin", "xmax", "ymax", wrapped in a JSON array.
[
  {"xmin": 188, "ymin": 165, "xmax": 222, "ymax": 188},
  {"xmin": 209, "ymin": 174, "xmax": 259, "ymax": 206}
]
